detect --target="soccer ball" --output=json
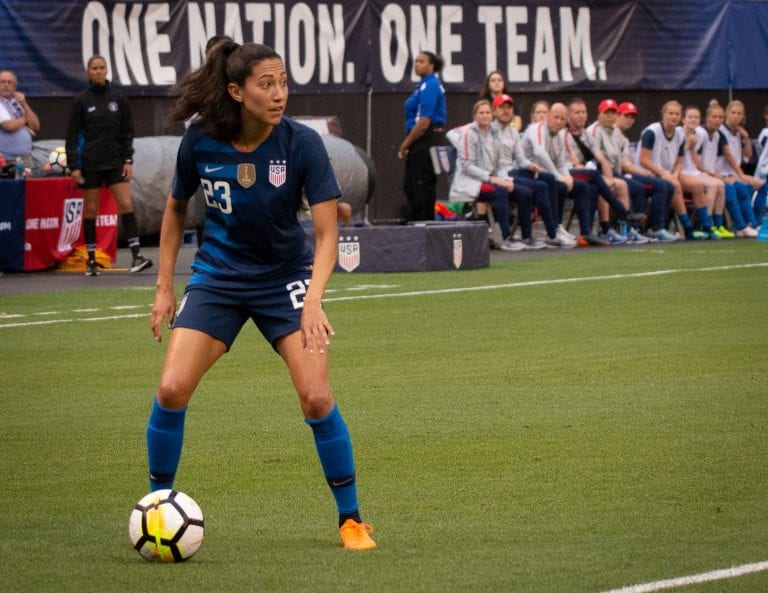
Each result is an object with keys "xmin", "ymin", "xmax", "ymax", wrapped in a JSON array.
[
  {"xmin": 45, "ymin": 146, "xmax": 68, "ymax": 174},
  {"xmin": 128, "ymin": 489, "xmax": 205, "ymax": 562}
]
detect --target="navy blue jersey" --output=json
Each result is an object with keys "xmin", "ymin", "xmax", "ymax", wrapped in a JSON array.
[{"xmin": 172, "ymin": 117, "xmax": 341, "ymax": 286}]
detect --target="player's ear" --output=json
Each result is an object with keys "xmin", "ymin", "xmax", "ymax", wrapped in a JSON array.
[{"xmin": 228, "ymin": 83, "xmax": 243, "ymax": 103}]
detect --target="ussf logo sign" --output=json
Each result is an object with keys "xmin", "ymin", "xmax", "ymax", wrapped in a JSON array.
[
  {"xmin": 453, "ymin": 232, "xmax": 463, "ymax": 269},
  {"xmin": 57, "ymin": 198, "xmax": 84, "ymax": 253},
  {"xmin": 338, "ymin": 235, "xmax": 360, "ymax": 272}
]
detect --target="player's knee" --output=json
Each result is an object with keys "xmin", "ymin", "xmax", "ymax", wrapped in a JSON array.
[
  {"xmin": 156, "ymin": 381, "xmax": 193, "ymax": 410},
  {"xmin": 297, "ymin": 385, "xmax": 333, "ymax": 419}
]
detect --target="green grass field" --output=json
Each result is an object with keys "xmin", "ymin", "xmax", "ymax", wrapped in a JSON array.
[{"xmin": 1, "ymin": 241, "xmax": 767, "ymax": 593}]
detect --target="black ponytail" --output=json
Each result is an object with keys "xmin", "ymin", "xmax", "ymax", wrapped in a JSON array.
[{"xmin": 168, "ymin": 42, "xmax": 282, "ymax": 143}]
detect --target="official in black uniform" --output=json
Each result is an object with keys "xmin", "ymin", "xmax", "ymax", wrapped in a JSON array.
[{"xmin": 65, "ymin": 55, "xmax": 152, "ymax": 276}]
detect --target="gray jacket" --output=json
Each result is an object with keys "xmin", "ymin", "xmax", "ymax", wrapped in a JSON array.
[
  {"xmin": 448, "ymin": 122, "xmax": 510, "ymax": 201},
  {"xmin": 522, "ymin": 121, "xmax": 570, "ymax": 176}
]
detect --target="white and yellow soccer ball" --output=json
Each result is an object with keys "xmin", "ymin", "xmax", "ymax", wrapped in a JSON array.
[
  {"xmin": 128, "ymin": 489, "xmax": 205, "ymax": 562},
  {"xmin": 46, "ymin": 147, "xmax": 68, "ymax": 174}
]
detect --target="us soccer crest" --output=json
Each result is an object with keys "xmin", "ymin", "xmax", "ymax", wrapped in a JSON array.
[
  {"xmin": 237, "ymin": 163, "xmax": 256, "ymax": 188},
  {"xmin": 57, "ymin": 197, "xmax": 84, "ymax": 253},
  {"xmin": 338, "ymin": 235, "xmax": 360, "ymax": 272},
  {"xmin": 452, "ymin": 232, "xmax": 463, "ymax": 269},
  {"xmin": 269, "ymin": 159, "xmax": 287, "ymax": 188}
]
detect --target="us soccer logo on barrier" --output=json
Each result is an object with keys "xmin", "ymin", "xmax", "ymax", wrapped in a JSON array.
[
  {"xmin": 453, "ymin": 232, "xmax": 463, "ymax": 269},
  {"xmin": 269, "ymin": 160, "xmax": 287, "ymax": 188},
  {"xmin": 338, "ymin": 235, "xmax": 360, "ymax": 272},
  {"xmin": 57, "ymin": 197, "xmax": 83, "ymax": 253},
  {"xmin": 439, "ymin": 147, "xmax": 452, "ymax": 173}
]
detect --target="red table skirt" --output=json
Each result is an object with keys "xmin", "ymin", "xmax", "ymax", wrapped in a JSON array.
[{"xmin": 0, "ymin": 177, "xmax": 117, "ymax": 271}]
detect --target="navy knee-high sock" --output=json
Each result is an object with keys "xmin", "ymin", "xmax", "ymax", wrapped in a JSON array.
[
  {"xmin": 146, "ymin": 396, "xmax": 187, "ymax": 491},
  {"xmin": 306, "ymin": 404, "xmax": 359, "ymax": 522}
]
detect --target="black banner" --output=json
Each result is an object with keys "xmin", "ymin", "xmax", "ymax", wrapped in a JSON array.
[{"xmin": 2, "ymin": 1, "xmax": 768, "ymax": 96}]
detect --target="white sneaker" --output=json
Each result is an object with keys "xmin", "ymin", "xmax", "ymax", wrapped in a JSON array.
[
  {"xmin": 600, "ymin": 228, "xmax": 629, "ymax": 244},
  {"xmin": 551, "ymin": 232, "xmax": 577, "ymax": 247},
  {"xmin": 736, "ymin": 226, "xmax": 758, "ymax": 238},
  {"xmin": 647, "ymin": 228, "xmax": 678, "ymax": 242},
  {"xmin": 556, "ymin": 224, "xmax": 577, "ymax": 242},
  {"xmin": 626, "ymin": 228, "xmax": 651, "ymax": 244},
  {"xmin": 500, "ymin": 238, "xmax": 527, "ymax": 251},
  {"xmin": 524, "ymin": 237, "xmax": 547, "ymax": 250}
]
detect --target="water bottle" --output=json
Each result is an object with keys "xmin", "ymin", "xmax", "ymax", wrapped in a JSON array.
[{"xmin": 14, "ymin": 156, "xmax": 25, "ymax": 179}]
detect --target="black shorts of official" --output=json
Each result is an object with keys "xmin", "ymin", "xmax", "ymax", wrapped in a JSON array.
[
  {"xmin": 80, "ymin": 167, "xmax": 126, "ymax": 189},
  {"xmin": 172, "ymin": 269, "xmax": 313, "ymax": 351}
]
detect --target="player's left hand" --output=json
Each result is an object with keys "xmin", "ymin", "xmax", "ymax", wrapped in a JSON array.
[
  {"xmin": 122, "ymin": 163, "xmax": 133, "ymax": 181},
  {"xmin": 300, "ymin": 301, "xmax": 334, "ymax": 354}
]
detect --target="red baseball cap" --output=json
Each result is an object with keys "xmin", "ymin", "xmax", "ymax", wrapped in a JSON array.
[
  {"xmin": 598, "ymin": 99, "xmax": 619, "ymax": 113},
  {"xmin": 618, "ymin": 101, "xmax": 638, "ymax": 116},
  {"xmin": 492, "ymin": 94, "xmax": 514, "ymax": 109}
]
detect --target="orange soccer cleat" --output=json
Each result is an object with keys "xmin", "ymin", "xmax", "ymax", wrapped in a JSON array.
[{"xmin": 339, "ymin": 519, "xmax": 377, "ymax": 550}]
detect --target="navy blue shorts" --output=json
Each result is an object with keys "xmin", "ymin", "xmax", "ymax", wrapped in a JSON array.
[
  {"xmin": 173, "ymin": 270, "xmax": 313, "ymax": 350},
  {"xmin": 81, "ymin": 167, "xmax": 126, "ymax": 189}
]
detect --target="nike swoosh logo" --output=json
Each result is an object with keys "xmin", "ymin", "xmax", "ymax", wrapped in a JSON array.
[
  {"xmin": 329, "ymin": 476, "xmax": 355, "ymax": 487},
  {"xmin": 204, "ymin": 165, "xmax": 224, "ymax": 173}
]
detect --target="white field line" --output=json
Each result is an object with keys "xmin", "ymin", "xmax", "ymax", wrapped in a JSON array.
[
  {"xmin": 597, "ymin": 560, "xmax": 768, "ymax": 593},
  {"xmin": 1, "ymin": 262, "xmax": 767, "ymax": 329},
  {"xmin": 0, "ymin": 303, "xmax": 150, "ymax": 321},
  {"xmin": 0, "ymin": 313, "xmax": 147, "ymax": 328},
  {"xmin": 324, "ymin": 262, "xmax": 768, "ymax": 302}
]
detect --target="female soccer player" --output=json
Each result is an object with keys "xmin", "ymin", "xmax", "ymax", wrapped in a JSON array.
[
  {"xmin": 146, "ymin": 41, "xmax": 375, "ymax": 551},
  {"xmin": 638, "ymin": 100, "xmax": 707, "ymax": 240},
  {"xmin": 679, "ymin": 105, "xmax": 728, "ymax": 239},
  {"xmin": 720, "ymin": 100, "xmax": 767, "ymax": 226}
]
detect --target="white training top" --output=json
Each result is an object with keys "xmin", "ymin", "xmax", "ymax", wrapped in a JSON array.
[
  {"xmin": 680, "ymin": 126, "xmax": 706, "ymax": 176},
  {"xmin": 718, "ymin": 124, "xmax": 744, "ymax": 176},
  {"xmin": 637, "ymin": 122, "xmax": 685, "ymax": 173},
  {"xmin": 757, "ymin": 136, "xmax": 768, "ymax": 178},
  {"xmin": 697, "ymin": 125, "xmax": 725, "ymax": 172}
]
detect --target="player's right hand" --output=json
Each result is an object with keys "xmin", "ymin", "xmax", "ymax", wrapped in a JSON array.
[{"xmin": 151, "ymin": 288, "xmax": 177, "ymax": 343}]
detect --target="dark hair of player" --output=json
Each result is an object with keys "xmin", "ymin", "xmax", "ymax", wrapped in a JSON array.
[{"xmin": 168, "ymin": 41, "xmax": 282, "ymax": 143}]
